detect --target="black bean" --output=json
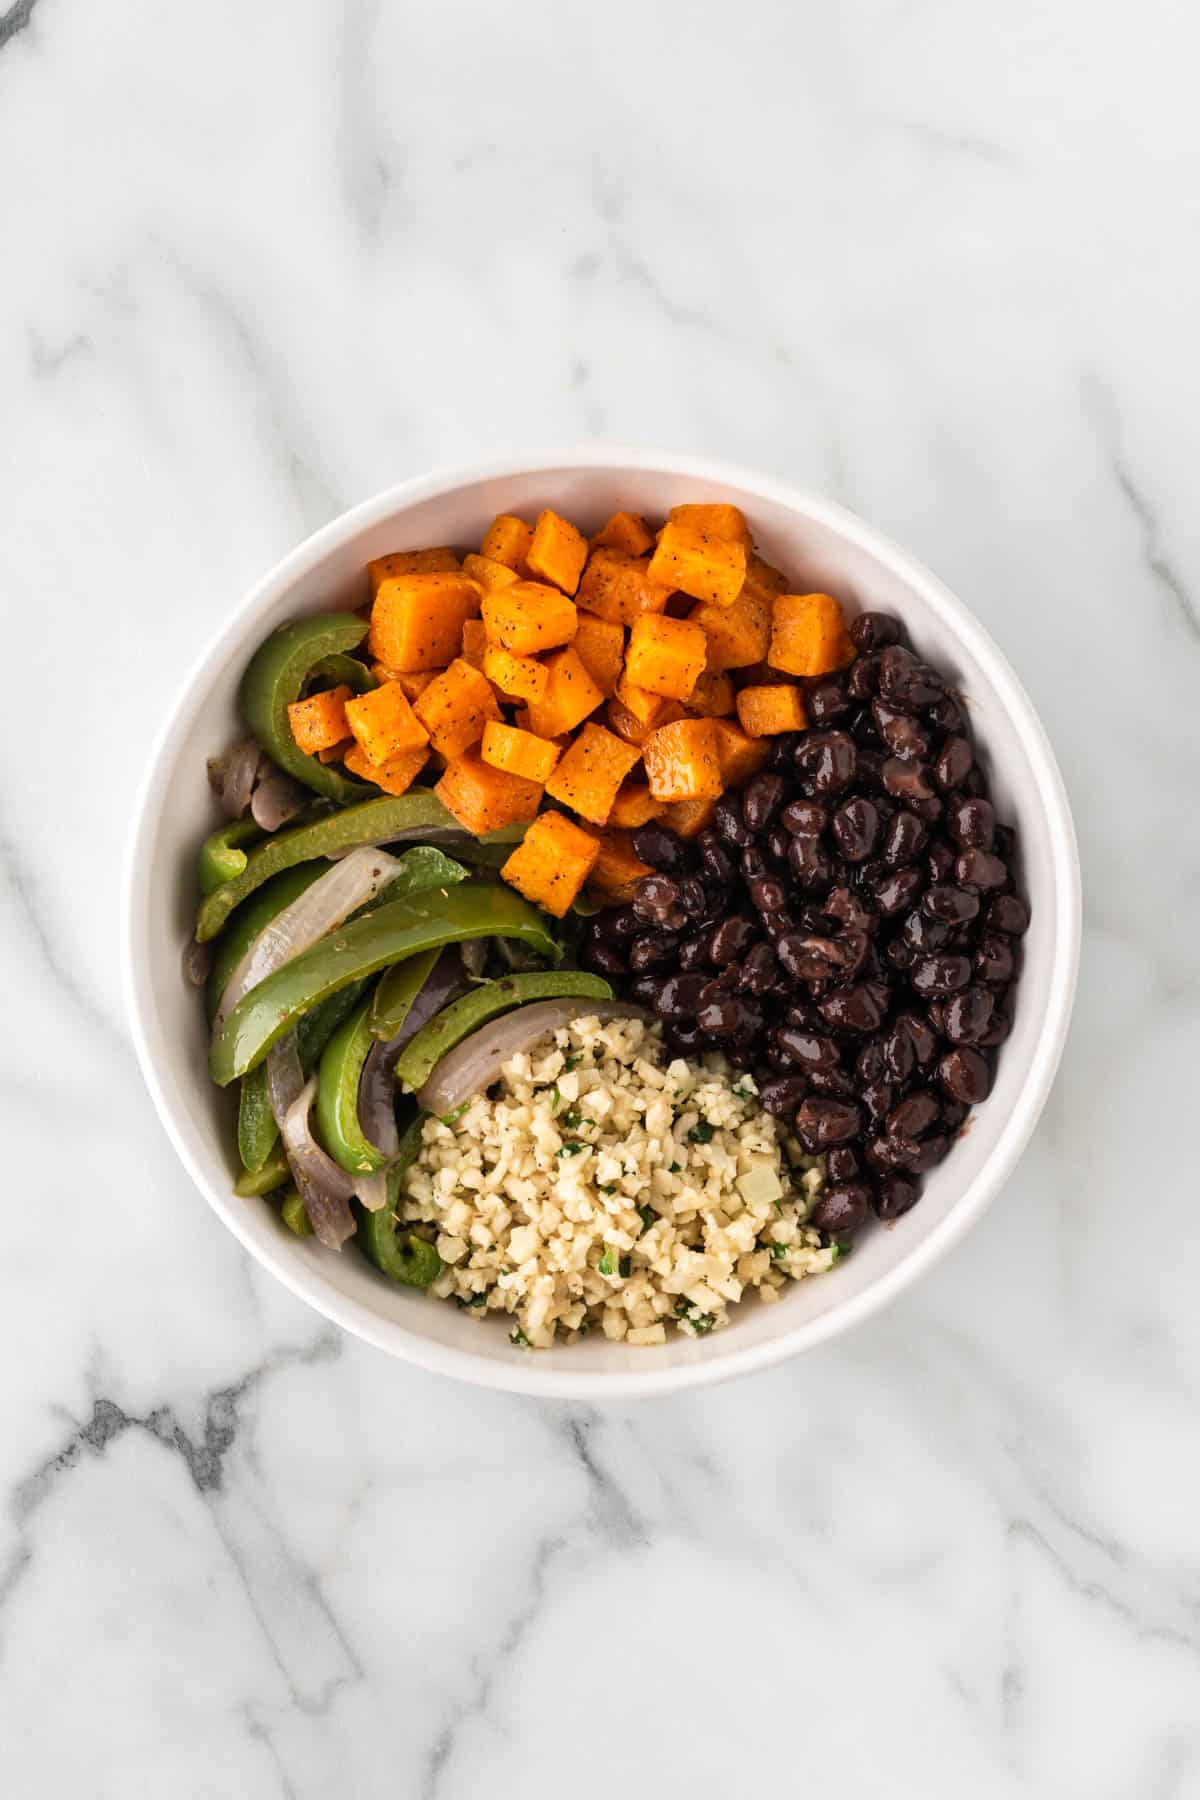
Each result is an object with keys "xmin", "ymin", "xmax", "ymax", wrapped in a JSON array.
[
  {"xmin": 955, "ymin": 848, "xmax": 1008, "ymax": 892},
  {"xmin": 941, "ymin": 1098, "xmax": 969, "ymax": 1130},
  {"xmin": 784, "ymin": 999, "xmax": 823, "ymax": 1030},
  {"xmin": 902, "ymin": 908, "xmax": 948, "ymax": 954},
  {"xmin": 943, "ymin": 986, "xmax": 995, "ymax": 1044},
  {"xmin": 906, "ymin": 794, "xmax": 944, "ymax": 826},
  {"xmin": 773, "ymin": 1028, "xmax": 841, "ymax": 1072},
  {"xmin": 805, "ymin": 676, "xmax": 852, "ymax": 724},
  {"xmin": 737, "ymin": 942, "xmax": 778, "ymax": 994},
  {"xmin": 873, "ymin": 867, "xmax": 925, "ymax": 916},
  {"xmin": 887, "ymin": 1089, "xmax": 941, "ymax": 1140},
  {"xmin": 906, "ymin": 1133, "xmax": 952, "ymax": 1174},
  {"xmin": 927, "ymin": 839, "xmax": 956, "ymax": 882},
  {"xmin": 658, "ymin": 972, "xmax": 709, "ymax": 1019},
  {"xmin": 825, "ymin": 1146, "xmax": 861, "ymax": 1183},
  {"xmin": 860, "ymin": 1079, "xmax": 895, "ymax": 1124},
  {"xmin": 629, "ymin": 973, "xmax": 665, "ymax": 1007},
  {"xmin": 745, "ymin": 874, "xmax": 786, "ymax": 915},
  {"xmin": 677, "ymin": 930, "xmax": 713, "ymax": 971},
  {"xmin": 632, "ymin": 874, "xmax": 680, "ymax": 923},
  {"xmin": 975, "ymin": 934, "xmax": 1015, "ymax": 985},
  {"xmin": 767, "ymin": 826, "xmax": 793, "ymax": 863},
  {"xmin": 673, "ymin": 876, "xmax": 706, "ymax": 919},
  {"xmin": 938, "ymin": 1047, "xmax": 991, "ymax": 1105},
  {"xmin": 795, "ymin": 1097, "xmax": 864, "ymax": 1151},
  {"xmin": 849, "ymin": 611, "xmax": 901, "ymax": 651},
  {"xmin": 825, "ymin": 886, "xmax": 877, "ymax": 934},
  {"xmin": 629, "ymin": 933, "xmax": 681, "ymax": 971},
  {"xmin": 922, "ymin": 883, "xmax": 980, "ymax": 924},
  {"xmin": 864, "ymin": 1133, "xmax": 914, "ymax": 1173},
  {"xmin": 853, "ymin": 748, "xmax": 886, "ymax": 793},
  {"xmin": 595, "ymin": 903, "xmax": 641, "ymax": 943},
  {"xmin": 934, "ymin": 735, "xmax": 973, "ymax": 791},
  {"xmin": 881, "ymin": 810, "xmax": 928, "ymax": 869},
  {"xmin": 856, "ymin": 1040, "xmax": 887, "ymax": 1085},
  {"xmin": 818, "ymin": 982, "xmax": 888, "ymax": 1033},
  {"xmin": 948, "ymin": 797, "xmax": 995, "ymax": 851},
  {"xmin": 710, "ymin": 914, "xmax": 758, "ymax": 965},
  {"xmin": 668, "ymin": 1021, "xmax": 702, "ymax": 1054},
  {"xmin": 847, "ymin": 653, "xmax": 882, "ymax": 698},
  {"xmin": 987, "ymin": 894, "xmax": 1030, "ymax": 936},
  {"xmin": 872, "ymin": 699, "xmax": 931, "ymax": 762},
  {"xmin": 874, "ymin": 1173, "xmax": 921, "ymax": 1219},
  {"xmin": 882, "ymin": 757, "xmax": 936, "ymax": 803},
  {"xmin": 767, "ymin": 732, "xmax": 806, "ymax": 772},
  {"xmin": 831, "ymin": 797, "xmax": 881, "ymax": 862},
  {"xmin": 781, "ymin": 797, "xmax": 828, "ymax": 835},
  {"xmin": 742, "ymin": 773, "xmax": 788, "ymax": 833},
  {"xmin": 585, "ymin": 943, "xmax": 627, "ymax": 976},
  {"xmin": 787, "ymin": 834, "xmax": 834, "ymax": 893},
  {"xmin": 697, "ymin": 831, "xmax": 735, "ymax": 885},
  {"xmin": 776, "ymin": 934, "xmax": 842, "ymax": 981},
  {"xmin": 632, "ymin": 824, "xmax": 689, "ymax": 873},
  {"xmin": 714, "ymin": 792, "xmax": 752, "ymax": 847},
  {"xmin": 808, "ymin": 1066, "xmax": 857, "ymax": 1098},
  {"xmin": 796, "ymin": 731, "xmax": 858, "ymax": 797},
  {"xmin": 911, "ymin": 954, "xmax": 972, "ymax": 996},
  {"xmin": 758, "ymin": 1075, "xmax": 809, "ymax": 1117},
  {"xmin": 697, "ymin": 996, "xmax": 742, "ymax": 1038},
  {"xmin": 978, "ymin": 1009, "xmax": 1012, "ymax": 1048},
  {"xmin": 878, "ymin": 645, "xmax": 946, "ymax": 711},
  {"xmin": 811, "ymin": 1184, "xmax": 873, "ymax": 1235},
  {"xmin": 930, "ymin": 693, "xmax": 966, "ymax": 733},
  {"xmin": 740, "ymin": 845, "xmax": 770, "ymax": 883}
]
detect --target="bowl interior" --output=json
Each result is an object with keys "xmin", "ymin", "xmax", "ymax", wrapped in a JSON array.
[{"xmin": 126, "ymin": 456, "xmax": 1077, "ymax": 1396}]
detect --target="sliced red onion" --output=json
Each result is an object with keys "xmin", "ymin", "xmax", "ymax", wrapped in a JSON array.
[
  {"xmin": 281, "ymin": 1078, "xmax": 357, "ymax": 1249},
  {"xmin": 417, "ymin": 1001, "xmax": 650, "ymax": 1120},
  {"xmin": 214, "ymin": 845, "xmax": 406, "ymax": 1031},
  {"xmin": 354, "ymin": 1172, "xmax": 389, "ymax": 1213},
  {"xmin": 357, "ymin": 948, "xmax": 471, "ymax": 1156},
  {"xmin": 182, "ymin": 936, "xmax": 212, "ymax": 986},
  {"xmin": 460, "ymin": 937, "xmax": 488, "ymax": 979},
  {"xmin": 207, "ymin": 739, "xmax": 264, "ymax": 819},
  {"xmin": 250, "ymin": 768, "xmax": 308, "ymax": 831},
  {"xmin": 265, "ymin": 1036, "xmax": 306, "ymax": 1129}
]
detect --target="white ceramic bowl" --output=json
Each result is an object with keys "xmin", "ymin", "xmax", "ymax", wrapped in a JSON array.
[{"xmin": 123, "ymin": 450, "xmax": 1080, "ymax": 1399}]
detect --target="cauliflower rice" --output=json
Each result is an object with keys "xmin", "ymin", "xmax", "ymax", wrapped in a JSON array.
[{"xmin": 399, "ymin": 1012, "xmax": 841, "ymax": 1349}]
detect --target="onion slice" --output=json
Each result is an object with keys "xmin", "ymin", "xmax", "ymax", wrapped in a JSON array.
[
  {"xmin": 358, "ymin": 948, "xmax": 470, "ymax": 1156},
  {"xmin": 182, "ymin": 936, "xmax": 212, "ymax": 986},
  {"xmin": 208, "ymin": 739, "xmax": 264, "ymax": 819},
  {"xmin": 265, "ymin": 1036, "xmax": 306, "ymax": 1129},
  {"xmin": 251, "ymin": 768, "xmax": 308, "ymax": 831},
  {"xmin": 281, "ymin": 1078, "xmax": 357, "ymax": 1249},
  {"xmin": 417, "ymin": 1001, "xmax": 649, "ymax": 1120}
]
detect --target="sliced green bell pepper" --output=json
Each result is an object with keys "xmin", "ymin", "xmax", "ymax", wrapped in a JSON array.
[
  {"xmin": 239, "ymin": 612, "xmax": 374, "ymax": 805},
  {"xmin": 358, "ymin": 1114, "xmax": 441, "ymax": 1287},
  {"xmin": 307, "ymin": 652, "xmax": 377, "ymax": 695},
  {"xmin": 198, "ymin": 817, "xmax": 265, "ymax": 895},
  {"xmin": 315, "ymin": 997, "xmax": 393, "ymax": 1176},
  {"xmin": 368, "ymin": 946, "xmax": 441, "ymax": 1039},
  {"xmin": 234, "ymin": 1145, "xmax": 289, "ymax": 1196},
  {"xmin": 393, "ymin": 971, "xmax": 613, "ymax": 1094},
  {"xmin": 237, "ymin": 1063, "xmax": 279, "ymax": 1172},
  {"xmin": 280, "ymin": 1188, "xmax": 315, "ymax": 1236},
  {"xmin": 296, "ymin": 976, "xmax": 370, "ymax": 1070},
  {"xmin": 210, "ymin": 885, "xmax": 561, "ymax": 1085},
  {"xmin": 205, "ymin": 864, "xmax": 325, "ymax": 1017}
]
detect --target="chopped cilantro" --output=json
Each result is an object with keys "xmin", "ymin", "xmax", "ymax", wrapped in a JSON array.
[
  {"xmin": 688, "ymin": 1312, "xmax": 716, "ymax": 1336},
  {"xmin": 550, "ymin": 1084, "xmax": 562, "ymax": 1112},
  {"xmin": 559, "ymin": 1106, "xmax": 582, "ymax": 1131},
  {"xmin": 455, "ymin": 1292, "xmax": 487, "ymax": 1310},
  {"xmin": 732, "ymin": 1079, "xmax": 755, "ymax": 1098},
  {"xmin": 770, "ymin": 1243, "xmax": 790, "ymax": 1261},
  {"xmin": 509, "ymin": 1326, "xmax": 531, "ymax": 1348},
  {"xmin": 673, "ymin": 1298, "xmax": 691, "ymax": 1317},
  {"xmin": 440, "ymin": 1102, "xmax": 469, "ymax": 1125},
  {"xmin": 619, "ymin": 1255, "xmax": 632, "ymax": 1278},
  {"xmin": 669, "ymin": 1162, "xmax": 682, "ymax": 1174},
  {"xmin": 558, "ymin": 1141, "xmax": 586, "ymax": 1158},
  {"xmin": 638, "ymin": 1205, "xmax": 656, "ymax": 1233},
  {"xmin": 598, "ymin": 1246, "xmax": 618, "ymax": 1276},
  {"xmin": 598, "ymin": 1182, "xmax": 617, "ymax": 1195},
  {"xmin": 564, "ymin": 1053, "xmax": 582, "ymax": 1072},
  {"xmin": 688, "ymin": 1120, "xmax": 715, "ymax": 1145},
  {"xmin": 830, "ymin": 1238, "xmax": 853, "ymax": 1262}
]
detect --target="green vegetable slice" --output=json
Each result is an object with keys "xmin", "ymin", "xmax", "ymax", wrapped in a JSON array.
[
  {"xmin": 234, "ymin": 1146, "xmax": 289, "ymax": 1196},
  {"xmin": 307, "ymin": 652, "xmax": 377, "ymax": 695},
  {"xmin": 392, "ymin": 971, "xmax": 612, "ymax": 1095},
  {"xmin": 237, "ymin": 1063, "xmax": 280, "ymax": 1172},
  {"xmin": 315, "ymin": 997, "xmax": 393, "ymax": 1176},
  {"xmin": 357, "ymin": 1114, "xmax": 442, "ymax": 1287},
  {"xmin": 198, "ymin": 817, "xmax": 265, "ymax": 896},
  {"xmin": 204, "ymin": 864, "xmax": 324, "ymax": 1016},
  {"xmin": 239, "ymin": 612, "xmax": 374, "ymax": 804},
  {"xmin": 368, "ymin": 947, "xmax": 440, "ymax": 1040},
  {"xmin": 280, "ymin": 1188, "xmax": 315, "ymax": 1236}
]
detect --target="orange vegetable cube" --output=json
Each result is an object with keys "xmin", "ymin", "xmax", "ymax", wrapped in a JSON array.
[
  {"xmin": 480, "ymin": 514, "xmax": 533, "ymax": 571},
  {"xmin": 367, "ymin": 548, "xmax": 459, "ymax": 594},
  {"xmin": 544, "ymin": 723, "xmax": 641, "ymax": 826},
  {"xmin": 736, "ymin": 684, "xmax": 809, "ymax": 736},
  {"xmin": 344, "ymin": 681, "xmax": 429, "ymax": 765},
  {"xmin": 624, "ymin": 613, "xmax": 707, "ymax": 701},
  {"xmin": 525, "ymin": 509, "xmax": 588, "ymax": 595},
  {"xmin": 317, "ymin": 738, "xmax": 352, "ymax": 764},
  {"xmin": 743, "ymin": 554, "xmax": 788, "ymax": 600},
  {"xmin": 587, "ymin": 830, "xmax": 654, "ymax": 904},
  {"xmin": 343, "ymin": 741, "xmax": 427, "ymax": 797},
  {"xmin": 459, "ymin": 617, "xmax": 489, "ymax": 671},
  {"xmin": 287, "ymin": 683, "xmax": 353, "ymax": 756},
  {"xmin": 572, "ymin": 614, "xmax": 625, "ymax": 699},
  {"xmin": 666, "ymin": 503, "xmax": 752, "ymax": 547},
  {"xmin": 482, "ymin": 644, "xmax": 549, "ymax": 705},
  {"xmin": 660, "ymin": 796, "xmax": 719, "ymax": 838},
  {"xmin": 481, "ymin": 581, "xmax": 578, "ymax": 657},
  {"xmin": 525, "ymin": 647, "xmax": 604, "ymax": 739},
  {"xmin": 712, "ymin": 717, "xmax": 770, "ymax": 786},
  {"xmin": 768, "ymin": 593, "xmax": 851, "ymax": 678},
  {"xmin": 391, "ymin": 669, "xmax": 440, "ymax": 702},
  {"xmin": 642, "ymin": 717, "xmax": 723, "ymax": 803},
  {"xmin": 590, "ymin": 511, "xmax": 655, "ymax": 557},
  {"xmin": 689, "ymin": 584, "xmax": 772, "ymax": 671},
  {"xmin": 369, "ymin": 573, "xmax": 482, "ymax": 673},
  {"xmin": 647, "ymin": 519, "xmax": 746, "ymax": 608},
  {"xmin": 414, "ymin": 658, "xmax": 502, "ymax": 759},
  {"xmin": 435, "ymin": 750, "xmax": 543, "ymax": 835},
  {"xmin": 480, "ymin": 721, "xmax": 561, "ymax": 785},
  {"xmin": 609, "ymin": 784, "xmax": 664, "ymax": 829},
  {"xmin": 577, "ymin": 549, "xmax": 672, "ymax": 628},
  {"xmin": 462, "ymin": 552, "xmax": 520, "ymax": 592},
  {"xmin": 501, "ymin": 812, "xmax": 599, "ymax": 918},
  {"xmin": 607, "ymin": 696, "xmax": 684, "ymax": 747},
  {"xmin": 687, "ymin": 669, "xmax": 736, "ymax": 716},
  {"xmin": 613, "ymin": 672, "xmax": 670, "ymax": 728}
]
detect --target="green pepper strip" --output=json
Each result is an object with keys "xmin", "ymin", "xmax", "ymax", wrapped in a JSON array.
[
  {"xmin": 198, "ymin": 817, "xmax": 265, "ymax": 896},
  {"xmin": 280, "ymin": 1188, "xmax": 315, "ymax": 1237},
  {"xmin": 210, "ymin": 885, "xmax": 561, "ymax": 1085},
  {"xmin": 234, "ymin": 1145, "xmax": 289, "ymax": 1196},
  {"xmin": 307, "ymin": 652, "xmax": 377, "ymax": 695},
  {"xmin": 237, "ymin": 1063, "xmax": 280, "ymax": 1172},
  {"xmin": 315, "ymin": 996, "xmax": 395, "ymax": 1176},
  {"xmin": 394, "ymin": 971, "xmax": 614, "ymax": 1095},
  {"xmin": 195, "ymin": 790, "xmax": 459, "ymax": 942},
  {"xmin": 368, "ymin": 945, "xmax": 443, "ymax": 1040},
  {"xmin": 205, "ymin": 864, "xmax": 325, "ymax": 1013},
  {"xmin": 296, "ymin": 977, "xmax": 370, "ymax": 1070},
  {"xmin": 236, "ymin": 980, "xmax": 370, "ymax": 1176},
  {"xmin": 358, "ymin": 1114, "xmax": 441, "ymax": 1287},
  {"xmin": 239, "ymin": 612, "xmax": 374, "ymax": 806}
]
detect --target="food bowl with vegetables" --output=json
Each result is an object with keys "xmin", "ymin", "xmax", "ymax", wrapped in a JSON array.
[{"xmin": 124, "ymin": 451, "xmax": 1080, "ymax": 1398}]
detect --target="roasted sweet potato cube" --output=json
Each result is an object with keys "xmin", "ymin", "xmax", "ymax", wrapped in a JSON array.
[
  {"xmin": 660, "ymin": 796, "xmax": 718, "ymax": 838},
  {"xmin": 587, "ymin": 830, "xmax": 654, "ymax": 904},
  {"xmin": 642, "ymin": 717, "xmax": 723, "ymax": 803},
  {"xmin": 287, "ymin": 683, "xmax": 353, "ymax": 755},
  {"xmin": 391, "ymin": 669, "xmax": 440, "ymax": 701},
  {"xmin": 481, "ymin": 581, "xmax": 578, "ymax": 657},
  {"xmin": 501, "ymin": 811, "xmax": 599, "ymax": 918},
  {"xmin": 462, "ymin": 552, "xmax": 520, "ymax": 592},
  {"xmin": 647, "ymin": 519, "xmax": 746, "ymax": 608},
  {"xmin": 768, "ymin": 593, "xmax": 851, "ymax": 678},
  {"xmin": 367, "ymin": 547, "xmax": 459, "ymax": 594},
  {"xmin": 544, "ymin": 723, "xmax": 641, "ymax": 826},
  {"xmin": 368, "ymin": 573, "xmax": 482, "ymax": 673},
  {"xmin": 344, "ymin": 680, "xmax": 429, "ymax": 764},
  {"xmin": 712, "ymin": 717, "xmax": 770, "ymax": 786},
  {"xmin": 572, "ymin": 614, "xmax": 625, "ymax": 698},
  {"xmin": 480, "ymin": 514, "xmax": 533, "ymax": 571},
  {"xmin": 343, "ymin": 741, "xmax": 427, "ymax": 797},
  {"xmin": 735, "ymin": 683, "xmax": 809, "ymax": 736},
  {"xmin": 687, "ymin": 669, "xmax": 736, "ymax": 716},
  {"xmin": 577, "ymin": 549, "xmax": 672, "ymax": 628},
  {"xmin": 689, "ymin": 584, "xmax": 772, "ymax": 671},
  {"xmin": 743, "ymin": 554, "xmax": 788, "ymax": 600},
  {"xmin": 414, "ymin": 658, "xmax": 501, "ymax": 759},
  {"xmin": 666, "ymin": 503, "xmax": 751, "ymax": 547},
  {"xmin": 480, "ymin": 721, "xmax": 561, "ymax": 785},
  {"xmin": 525, "ymin": 509, "xmax": 588, "ymax": 595},
  {"xmin": 317, "ymin": 738, "xmax": 353, "ymax": 765},
  {"xmin": 482, "ymin": 644, "xmax": 549, "ymax": 704},
  {"xmin": 525, "ymin": 647, "xmax": 604, "ymax": 739},
  {"xmin": 459, "ymin": 617, "xmax": 489, "ymax": 670},
  {"xmin": 436, "ymin": 750, "xmax": 543, "ymax": 835},
  {"xmin": 590, "ymin": 511, "xmax": 655, "ymax": 557},
  {"xmin": 607, "ymin": 696, "xmax": 683, "ymax": 747},
  {"xmin": 613, "ymin": 672, "xmax": 670, "ymax": 728},
  {"xmin": 624, "ymin": 613, "xmax": 707, "ymax": 701},
  {"xmin": 609, "ymin": 784, "xmax": 663, "ymax": 829}
]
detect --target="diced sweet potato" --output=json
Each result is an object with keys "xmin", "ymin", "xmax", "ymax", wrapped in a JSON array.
[
  {"xmin": 689, "ymin": 583, "xmax": 772, "ymax": 671},
  {"xmin": 392, "ymin": 669, "xmax": 441, "ymax": 701},
  {"xmin": 687, "ymin": 669, "xmax": 736, "ymax": 716},
  {"xmin": 743, "ymin": 554, "xmax": 788, "ymax": 600},
  {"xmin": 482, "ymin": 644, "xmax": 549, "ymax": 704},
  {"xmin": 590, "ymin": 511, "xmax": 655, "ymax": 557},
  {"xmin": 480, "ymin": 721, "xmax": 561, "ymax": 785},
  {"xmin": 712, "ymin": 717, "xmax": 770, "ymax": 786},
  {"xmin": 609, "ymin": 784, "xmax": 664, "ymax": 829},
  {"xmin": 414, "ymin": 658, "xmax": 502, "ymax": 759},
  {"xmin": 666, "ymin": 503, "xmax": 752, "ymax": 547},
  {"xmin": 576, "ymin": 549, "xmax": 672, "ymax": 628},
  {"xmin": 480, "ymin": 514, "xmax": 533, "ymax": 571},
  {"xmin": 436, "ymin": 749, "xmax": 543, "ymax": 835},
  {"xmin": 572, "ymin": 614, "xmax": 625, "ymax": 698},
  {"xmin": 317, "ymin": 738, "xmax": 353, "ymax": 765},
  {"xmin": 648, "ymin": 519, "xmax": 746, "ymax": 608},
  {"xmin": 735, "ymin": 683, "xmax": 809, "ymax": 736},
  {"xmin": 462, "ymin": 552, "xmax": 520, "ymax": 592},
  {"xmin": 526, "ymin": 509, "xmax": 588, "ymax": 595},
  {"xmin": 367, "ymin": 548, "xmax": 459, "ymax": 594},
  {"xmin": 613, "ymin": 672, "xmax": 670, "ymax": 728},
  {"xmin": 459, "ymin": 617, "xmax": 489, "ymax": 670},
  {"xmin": 344, "ymin": 741, "xmax": 427, "ymax": 797},
  {"xmin": 642, "ymin": 717, "xmax": 723, "ymax": 803},
  {"xmin": 481, "ymin": 581, "xmax": 578, "ymax": 656},
  {"xmin": 501, "ymin": 811, "xmax": 599, "ymax": 918},
  {"xmin": 768, "ymin": 593, "xmax": 851, "ymax": 677},
  {"xmin": 660, "ymin": 796, "xmax": 718, "ymax": 838},
  {"xmin": 544, "ymin": 723, "xmax": 641, "ymax": 826},
  {"xmin": 344, "ymin": 680, "xmax": 429, "ymax": 765},
  {"xmin": 287, "ymin": 683, "xmax": 353, "ymax": 756},
  {"xmin": 525, "ymin": 647, "xmax": 604, "ymax": 739},
  {"xmin": 606, "ymin": 696, "xmax": 684, "ymax": 746},
  {"xmin": 369, "ymin": 573, "xmax": 482, "ymax": 673},
  {"xmin": 624, "ymin": 613, "xmax": 707, "ymax": 701},
  {"xmin": 587, "ymin": 829, "xmax": 654, "ymax": 904}
]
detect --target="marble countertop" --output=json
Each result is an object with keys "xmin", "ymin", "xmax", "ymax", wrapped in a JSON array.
[{"xmin": 3, "ymin": 2, "xmax": 1198, "ymax": 1793}]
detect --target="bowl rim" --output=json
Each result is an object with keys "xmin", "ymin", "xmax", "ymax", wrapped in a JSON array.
[{"xmin": 122, "ymin": 446, "xmax": 1081, "ymax": 1399}]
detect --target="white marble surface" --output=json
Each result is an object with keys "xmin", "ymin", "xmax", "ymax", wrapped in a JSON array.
[{"xmin": 2, "ymin": 0, "xmax": 1198, "ymax": 1792}]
